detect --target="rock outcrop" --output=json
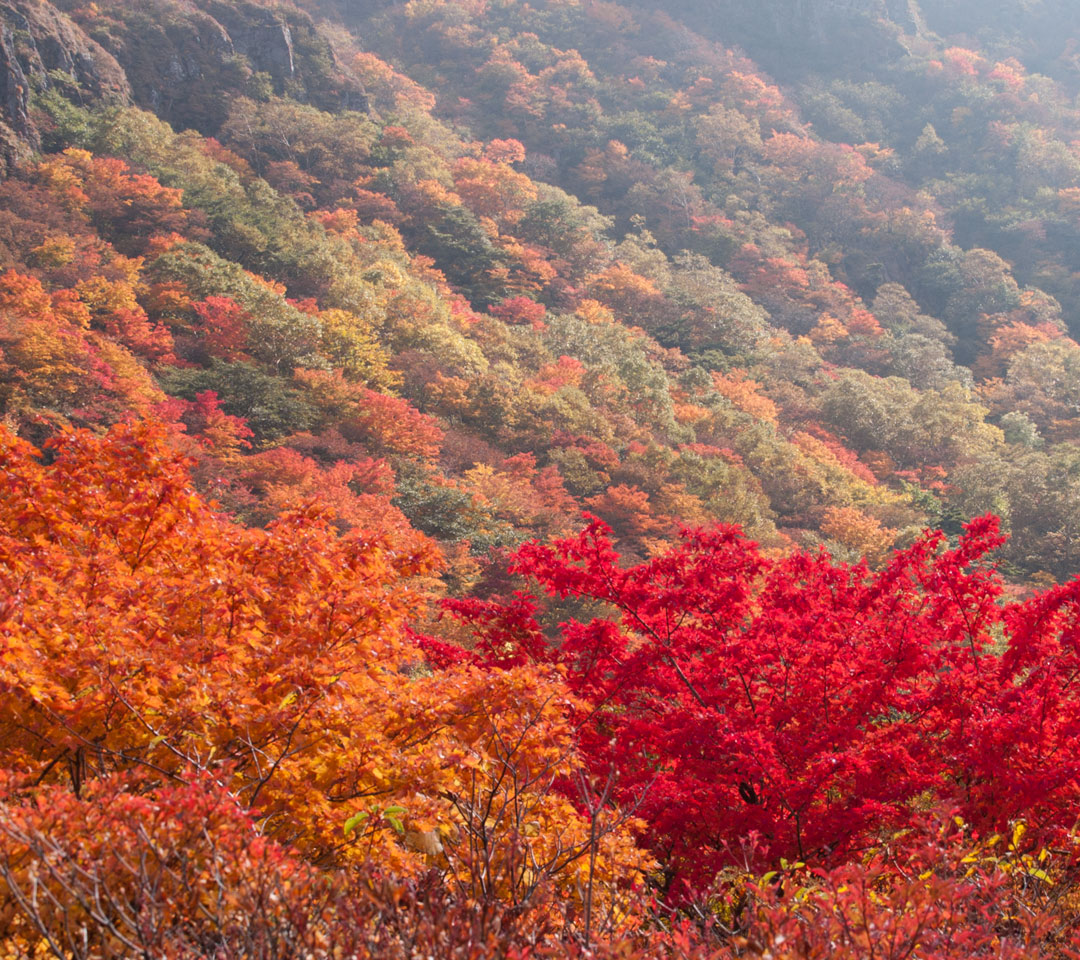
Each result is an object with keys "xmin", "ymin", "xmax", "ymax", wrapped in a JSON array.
[
  {"xmin": 0, "ymin": 0, "xmax": 129, "ymax": 171},
  {"xmin": 0, "ymin": 0, "xmax": 368, "ymax": 169},
  {"xmin": 203, "ymin": 0, "xmax": 296, "ymax": 78},
  {"xmin": 54, "ymin": 0, "xmax": 368, "ymax": 134}
]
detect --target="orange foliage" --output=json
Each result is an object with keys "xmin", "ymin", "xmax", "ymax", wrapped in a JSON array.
[
  {"xmin": 160, "ymin": 389, "xmax": 253, "ymax": 458},
  {"xmin": 989, "ymin": 58, "xmax": 1027, "ymax": 91},
  {"xmin": 763, "ymin": 134, "xmax": 875, "ymax": 190},
  {"xmin": 462, "ymin": 454, "xmax": 577, "ymax": 535},
  {"xmin": 942, "ymin": 47, "xmax": 986, "ymax": 79},
  {"xmin": 343, "ymin": 386, "xmax": 445, "ymax": 459},
  {"xmin": 238, "ymin": 445, "xmax": 413, "ymax": 535},
  {"xmin": 974, "ymin": 320, "xmax": 1064, "ymax": 379},
  {"xmin": 527, "ymin": 355, "xmax": 586, "ymax": 394},
  {"xmin": 721, "ymin": 70, "xmax": 793, "ymax": 126},
  {"xmin": 352, "ymin": 51, "xmax": 437, "ymax": 112},
  {"xmin": 192, "ymin": 295, "xmax": 251, "ymax": 360},
  {"xmin": 452, "ymin": 156, "xmax": 539, "ymax": 224},
  {"xmin": 793, "ymin": 429, "xmax": 880, "ymax": 487},
  {"xmin": 0, "ymin": 420, "xmax": 649, "ymax": 904},
  {"xmin": 0, "ymin": 420, "xmax": 431, "ymax": 866},
  {"xmin": 35, "ymin": 149, "xmax": 189, "ymax": 246},
  {"xmin": 809, "ymin": 313, "xmax": 849, "ymax": 344},
  {"xmin": 710, "ymin": 369, "xmax": 779, "ymax": 425},
  {"xmin": 820, "ymin": 505, "xmax": 898, "ymax": 567},
  {"xmin": 0, "ymin": 269, "xmax": 163, "ymax": 424},
  {"xmin": 575, "ymin": 299, "xmax": 617, "ymax": 325},
  {"xmin": 484, "ymin": 138, "xmax": 526, "ymax": 164},
  {"xmin": 586, "ymin": 262, "xmax": 664, "ymax": 322},
  {"xmin": 847, "ymin": 307, "xmax": 884, "ymax": 337},
  {"xmin": 585, "ymin": 483, "xmax": 674, "ymax": 552}
]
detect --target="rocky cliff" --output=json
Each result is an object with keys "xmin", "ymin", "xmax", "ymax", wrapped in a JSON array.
[
  {"xmin": 0, "ymin": 0, "xmax": 367, "ymax": 171},
  {"xmin": 0, "ymin": 0, "xmax": 129, "ymax": 171},
  {"xmin": 57, "ymin": 0, "xmax": 368, "ymax": 132}
]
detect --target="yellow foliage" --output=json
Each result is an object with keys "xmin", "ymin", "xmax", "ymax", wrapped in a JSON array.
[
  {"xmin": 28, "ymin": 237, "xmax": 76, "ymax": 268},
  {"xmin": 576, "ymin": 298, "xmax": 617, "ymax": 325},
  {"xmin": 821, "ymin": 505, "xmax": 898, "ymax": 567}
]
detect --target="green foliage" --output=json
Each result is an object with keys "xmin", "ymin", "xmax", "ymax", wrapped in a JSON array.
[
  {"xmin": 150, "ymin": 243, "xmax": 324, "ymax": 371},
  {"xmin": 416, "ymin": 202, "xmax": 511, "ymax": 305},
  {"xmin": 14, "ymin": 0, "xmax": 1080, "ymax": 580},
  {"xmin": 159, "ymin": 361, "xmax": 317, "ymax": 446},
  {"xmin": 393, "ymin": 463, "xmax": 523, "ymax": 553}
]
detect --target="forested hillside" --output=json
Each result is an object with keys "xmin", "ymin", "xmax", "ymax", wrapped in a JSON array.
[{"xmin": 4, "ymin": 0, "xmax": 1080, "ymax": 955}]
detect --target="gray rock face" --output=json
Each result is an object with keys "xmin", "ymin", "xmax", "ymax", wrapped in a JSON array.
[
  {"xmin": 884, "ymin": 0, "xmax": 923, "ymax": 33},
  {"xmin": 54, "ymin": 0, "xmax": 367, "ymax": 133},
  {"xmin": 0, "ymin": 25, "xmax": 31, "ymax": 138},
  {"xmin": 204, "ymin": 1, "xmax": 296, "ymax": 77},
  {"xmin": 0, "ymin": 0, "xmax": 368, "ymax": 167},
  {"xmin": 1, "ymin": 0, "xmax": 129, "ymax": 98},
  {"xmin": 0, "ymin": 0, "xmax": 130, "ymax": 171}
]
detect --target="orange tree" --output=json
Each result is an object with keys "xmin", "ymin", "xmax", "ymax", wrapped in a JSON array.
[{"xmin": 0, "ymin": 420, "xmax": 649, "ymax": 925}]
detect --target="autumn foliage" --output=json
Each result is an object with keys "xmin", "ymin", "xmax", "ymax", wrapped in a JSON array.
[
  {"xmin": 0, "ymin": 422, "xmax": 657, "ymax": 955},
  {"xmin": 8, "ymin": 0, "xmax": 1080, "ymax": 953},
  {"xmin": 6, "ymin": 423, "xmax": 1080, "ymax": 955}
]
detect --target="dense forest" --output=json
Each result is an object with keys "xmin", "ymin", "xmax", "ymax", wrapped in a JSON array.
[{"xmin": 4, "ymin": 0, "xmax": 1080, "ymax": 955}]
